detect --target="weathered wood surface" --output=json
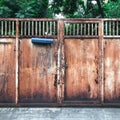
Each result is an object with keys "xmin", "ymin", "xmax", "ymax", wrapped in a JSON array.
[
  {"xmin": 19, "ymin": 39, "xmax": 57, "ymax": 103},
  {"xmin": 104, "ymin": 39, "xmax": 120, "ymax": 103},
  {"xmin": 64, "ymin": 39, "xmax": 99, "ymax": 102},
  {"xmin": 0, "ymin": 38, "xmax": 16, "ymax": 103}
]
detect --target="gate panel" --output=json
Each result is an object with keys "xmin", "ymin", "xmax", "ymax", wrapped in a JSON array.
[
  {"xmin": 19, "ymin": 39, "xmax": 57, "ymax": 103},
  {"xmin": 64, "ymin": 39, "xmax": 100, "ymax": 102},
  {"xmin": 0, "ymin": 38, "xmax": 16, "ymax": 103},
  {"xmin": 104, "ymin": 39, "xmax": 120, "ymax": 103}
]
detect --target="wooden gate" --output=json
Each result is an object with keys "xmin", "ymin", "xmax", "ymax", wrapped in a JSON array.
[{"xmin": 0, "ymin": 18, "xmax": 120, "ymax": 106}]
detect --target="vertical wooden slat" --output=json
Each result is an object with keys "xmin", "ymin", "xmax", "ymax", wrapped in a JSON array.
[
  {"xmin": 53, "ymin": 21, "xmax": 56, "ymax": 36},
  {"xmin": 1, "ymin": 21, "xmax": 4, "ymax": 35},
  {"xmin": 67, "ymin": 24, "xmax": 69, "ymax": 35},
  {"xmin": 73, "ymin": 24, "xmax": 75, "ymax": 35},
  {"xmin": 12, "ymin": 21, "xmax": 15, "ymax": 36},
  {"xmin": 88, "ymin": 23, "xmax": 90, "ymax": 36},
  {"xmin": 80, "ymin": 23, "xmax": 82, "ymax": 36},
  {"xmin": 77, "ymin": 24, "xmax": 79, "ymax": 35},
  {"xmin": 24, "ymin": 21, "xmax": 26, "ymax": 36},
  {"xmin": 95, "ymin": 23, "xmax": 97, "ymax": 36},
  {"xmin": 39, "ymin": 21, "xmax": 41, "ymax": 36},
  {"xmin": 8, "ymin": 21, "xmax": 11, "ymax": 35},
  {"xmin": 21, "ymin": 21, "xmax": 23, "ymax": 36},
  {"xmin": 109, "ymin": 21, "xmax": 111, "ymax": 35},
  {"xmin": 15, "ymin": 19, "xmax": 19, "ymax": 104},
  {"xmin": 5, "ymin": 21, "xmax": 7, "ymax": 35},
  {"xmin": 105, "ymin": 21, "xmax": 108, "ymax": 36},
  {"xmin": 113, "ymin": 21, "xmax": 115, "ymax": 35},
  {"xmin": 32, "ymin": 21, "xmax": 34, "ymax": 36},
  {"xmin": 50, "ymin": 21, "xmax": 52, "ymax": 35},
  {"xmin": 43, "ymin": 21, "xmax": 45, "ymax": 35},
  {"xmin": 99, "ymin": 20, "xmax": 104, "ymax": 103},
  {"xmin": 84, "ymin": 23, "xmax": 86, "ymax": 36},
  {"xmin": 35, "ymin": 21, "xmax": 37, "ymax": 36},
  {"xmin": 91, "ymin": 23, "xmax": 93, "ymax": 36},
  {"xmin": 116, "ymin": 21, "xmax": 119, "ymax": 36},
  {"xmin": 28, "ymin": 21, "xmax": 30, "ymax": 36},
  {"xmin": 46, "ymin": 21, "xmax": 48, "ymax": 34}
]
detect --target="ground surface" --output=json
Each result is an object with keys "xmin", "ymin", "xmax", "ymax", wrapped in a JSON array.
[{"xmin": 0, "ymin": 108, "xmax": 120, "ymax": 120}]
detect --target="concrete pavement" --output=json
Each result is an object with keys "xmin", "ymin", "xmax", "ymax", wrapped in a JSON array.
[{"xmin": 0, "ymin": 108, "xmax": 120, "ymax": 120}]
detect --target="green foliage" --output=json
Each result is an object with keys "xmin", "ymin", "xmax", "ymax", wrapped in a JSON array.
[
  {"xmin": 52, "ymin": 0, "xmax": 82, "ymax": 18},
  {"xmin": 0, "ymin": 0, "xmax": 52, "ymax": 18},
  {"xmin": 0, "ymin": 6, "xmax": 12, "ymax": 18},
  {"xmin": 52, "ymin": 0, "xmax": 63, "ymax": 14},
  {"xmin": 103, "ymin": 0, "xmax": 120, "ymax": 18},
  {"xmin": 0, "ymin": 0, "xmax": 120, "ymax": 18},
  {"xmin": 52, "ymin": 0, "xmax": 102, "ymax": 18},
  {"xmin": 52, "ymin": 0, "xmax": 120, "ymax": 18},
  {"xmin": 62, "ymin": 0, "xmax": 78, "ymax": 17},
  {"xmin": 16, "ymin": 0, "xmax": 49, "ymax": 18},
  {"xmin": 0, "ymin": 0, "xmax": 18, "ymax": 17},
  {"xmin": 84, "ymin": 0, "xmax": 101, "ymax": 18}
]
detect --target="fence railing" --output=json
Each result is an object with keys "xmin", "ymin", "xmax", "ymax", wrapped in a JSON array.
[
  {"xmin": 104, "ymin": 19, "xmax": 120, "ymax": 38},
  {"xmin": 0, "ymin": 18, "xmax": 120, "ymax": 38},
  {"xmin": 0, "ymin": 19, "xmax": 16, "ymax": 37},
  {"xmin": 19, "ymin": 19, "xmax": 57, "ymax": 37},
  {"xmin": 64, "ymin": 20, "xmax": 99, "ymax": 38}
]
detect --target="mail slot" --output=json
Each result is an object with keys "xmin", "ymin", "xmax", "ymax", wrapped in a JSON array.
[{"xmin": 31, "ymin": 38, "xmax": 54, "ymax": 44}]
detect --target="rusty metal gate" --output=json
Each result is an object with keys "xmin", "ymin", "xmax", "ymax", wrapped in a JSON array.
[
  {"xmin": 104, "ymin": 19, "xmax": 120, "ymax": 104},
  {"xmin": 0, "ymin": 18, "xmax": 120, "ymax": 106},
  {"xmin": 61, "ymin": 20, "xmax": 102, "ymax": 105},
  {"xmin": 0, "ymin": 38, "xmax": 16, "ymax": 103}
]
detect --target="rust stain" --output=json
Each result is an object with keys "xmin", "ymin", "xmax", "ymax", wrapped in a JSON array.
[
  {"xmin": 0, "ymin": 74, "xmax": 7, "ymax": 96},
  {"xmin": 104, "ymin": 39, "xmax": 120, "ymax": 103},
  {"xmin": 64, "ymin": 39, "xmax": 99, "ymax": 101},
  {"xmin": 0, "ymin": 38, "xmax": 16, "ymax": 103}
]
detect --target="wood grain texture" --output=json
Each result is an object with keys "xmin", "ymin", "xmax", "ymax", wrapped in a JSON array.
[
  {"xmin": 104, "ymin": 39, "xmax": 120, "ymax": 103},
  {"xmin": 19, "ymin": 39, "xmax": 57, "ymax": 103},
  {"xmin": 0, "ymin": 38, "xmax": 16, "ymax": 103},
  {"xmin": 64, "ymin": 39, "xmax": 99, "ymax": 101}
]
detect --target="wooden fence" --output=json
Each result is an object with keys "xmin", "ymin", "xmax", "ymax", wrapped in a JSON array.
[{"xmin": 0, "ymin": 18, "xmax": 120, "ymax": 106}]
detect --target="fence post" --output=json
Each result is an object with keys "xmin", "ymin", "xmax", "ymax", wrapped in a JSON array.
[
  {"xmin": 15, "ymin": 19, "xmax": 19, "ymax": 104},
  {"xmin": 57, "ymin": 19, "xmax": 64, "ymax": 104},
  {"xmin": 99, "ymin": 19, "xmax": 104, "ymax": 104}
]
